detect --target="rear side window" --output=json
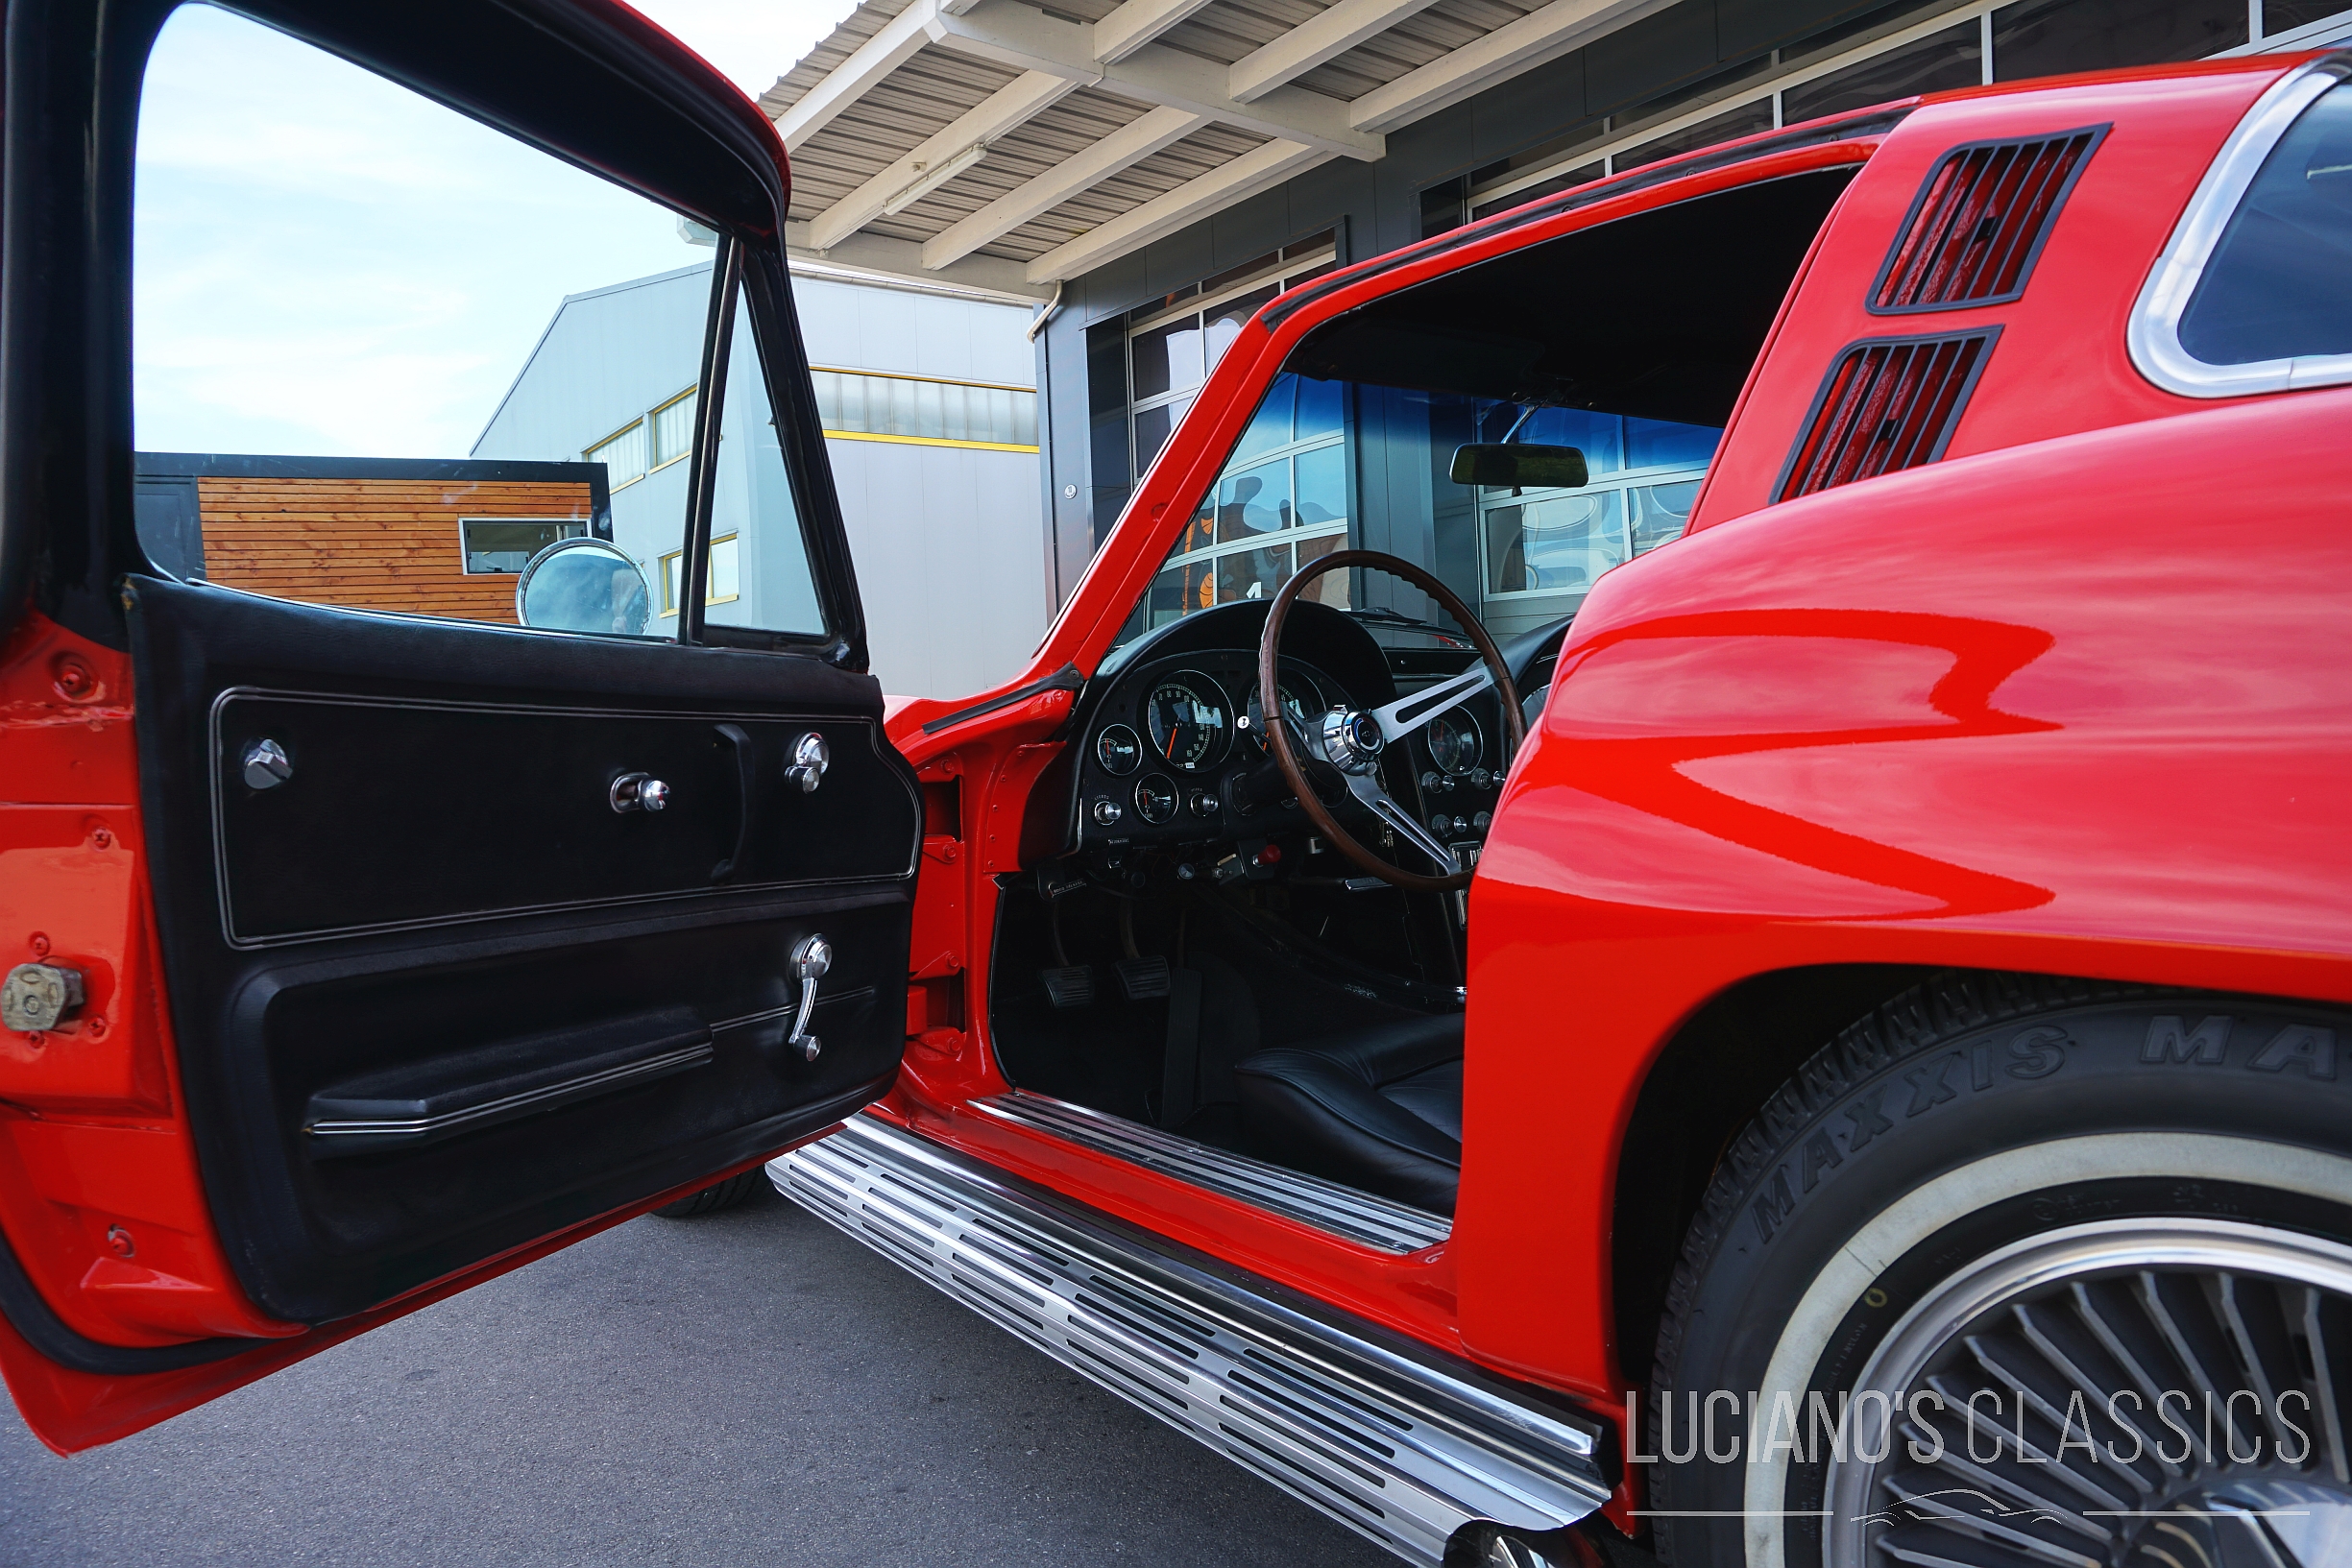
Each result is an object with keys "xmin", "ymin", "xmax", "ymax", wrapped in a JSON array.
[
  {"xmin": 2132, "ymin": 65, "xmax": 2352, "ymax": 398},
  {"xmin": 2177, "ymin": 80, "xmax": 2352, "ymax": 365}
]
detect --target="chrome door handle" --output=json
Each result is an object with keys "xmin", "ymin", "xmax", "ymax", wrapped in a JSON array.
[
  {"xmin": 787, "ymin": 934, "xmax": 831, "ymax": 1061},
  {"xmin": 787, "ymin": 732, "xmax": 830, "ymax": 794},
  {"xmin": 611, "ymin": 773, "xmax": 670, "ymax": 812}
]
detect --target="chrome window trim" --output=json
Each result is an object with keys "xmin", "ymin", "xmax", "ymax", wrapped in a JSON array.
[{"xmin": 2128, "ymin": 52, "xmax": 2352, "ymax": 399}]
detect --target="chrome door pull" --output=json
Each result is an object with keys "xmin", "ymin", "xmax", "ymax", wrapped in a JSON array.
[
  {"xmin": 787, "ymin": 934, "xmax": 831, "ymax": 1061},
  {"xmin": 787, "ymin": 732, "xmax": 830, "ymax": 794},
  {"xmin": 610, "ymin": 773, "xmax": 670, "ymax": 812}
]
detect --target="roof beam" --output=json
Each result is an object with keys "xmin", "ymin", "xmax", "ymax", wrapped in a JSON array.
[
  {"xmin": 786, "ymin": 221, "xmax": 1054, "ymax": 301},
  {"xmin": 1349, "ymin": 0, "xmax": 1674, "ymax": 132},
  {"xmin": 1228, "ymin": 0, "xmax": 1443, "ymax": 105},
  {"xmin": 770, "ymin": 1, "xmax": 940, "ymax": 151},
  {"xmin": 1092, "ymin": 0, "xmax": 1221, "ymax": 64},
  {"xmin": 1025, "ymin": 139, "xmax": 1332, "ymax": 284},
  {"xmin": 807, "ymin": 70, "xmax": 1080, "ymax": 252},
  {"xmin": 932, "ymin": 0, "xmax": 1383, "ymax": 159},
  {"xmin": 922, "ymin": 105, "xmax": 1209, "ymax": 271}
]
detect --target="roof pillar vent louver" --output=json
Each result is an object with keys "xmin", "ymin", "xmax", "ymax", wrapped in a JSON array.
[
  {"xmin": 1776, "ymin": 329, "xmax": 2000, "ymax": 502},
  {"xmin": 1870, "ymin": 126, "xmax": 2107, "ymax": 312}
]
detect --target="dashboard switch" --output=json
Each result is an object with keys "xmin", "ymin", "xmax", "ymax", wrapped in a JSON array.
[
  {"xmin": 1472, "ymin": 811, "xmax": 1492, "ymax": 832},
  {"xmin": 1092, "ymin": 798, "xmax": 1124, "ymax": 826}
]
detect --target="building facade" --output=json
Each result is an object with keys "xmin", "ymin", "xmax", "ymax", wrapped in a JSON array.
[
  {"xmin": 472, "ymin": 257, "xmax": 1048, "ymax": 698},
  {"xmin": 748, "ymin": 0, "xmax": 2352, "ymax": 645}
]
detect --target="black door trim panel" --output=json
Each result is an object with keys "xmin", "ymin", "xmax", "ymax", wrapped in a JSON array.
[
  {"xmin": 127, "ymin": 577, "xmax": 923, "ymax": 1325},
  {"xmin": 207, "ymin": 686, "xmax": 919, "ymax": 947}
]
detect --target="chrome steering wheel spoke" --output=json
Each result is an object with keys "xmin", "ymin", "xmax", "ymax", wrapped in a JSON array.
[
  {"xmin": 1343, "ymin": 769, "xmax": 1461, "ymax": 875},
  {"xmin": 1367, "ymin": 663, "xmax": 1495, "ymax": 744}
]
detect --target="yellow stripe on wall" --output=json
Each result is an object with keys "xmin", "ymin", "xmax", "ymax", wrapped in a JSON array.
[{"xmin": 821, "ymin": 429, "xmax": 1040, "ymax": 453}]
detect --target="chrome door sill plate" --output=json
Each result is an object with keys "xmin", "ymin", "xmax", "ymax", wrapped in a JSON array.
[
  {"xmin": 966, "ymin": 1089, "xmax": 1452, "ymax": 1254},
  {"xmin": 770, "ymin": 1115, "xmax": 1608, "ymax": 1567}
]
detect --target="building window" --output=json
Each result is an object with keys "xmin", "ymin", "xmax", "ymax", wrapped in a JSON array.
[
  {"xmin": 1469, "ymin": 407, "xmax": 1720, "ymax": 606},
  {"xmin": 1435, "ymin": 0, "xmax": 2338, "ymax": 230},
  {"xmin": 658, "ymin": 532, "xmax": 740, "ymax": 616},
  {"xmin": 650, "ymin": 389, "xmax": 697, "ymax": 470},
  {"xmin": 459, "ymin": 517, "xmax": 584, "ymax": 574},
  {"xmin": 812, "ymin": 369, "xmax": 1037, "ymax": 449},
  {"xmin": 1133, "ymin": 373, "xmax": 1351, "ymax": 634},
  {"xmin": 585, "ymin": 384, "xmax": 696, "ymax": 489},
  {"xmin": 1127, "ymin": 232, "xmax": 1337, "ymax": 478}
]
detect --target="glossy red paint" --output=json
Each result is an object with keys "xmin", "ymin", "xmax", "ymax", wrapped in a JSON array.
[
  {"xmin": 883, "ymin": 52, "xmax": 2338, "ymax": 1424},
  {"xmin": 1694, "ymin": 60, "xmax": 2286, "ymax": 527},
  {"xmin": 1464, "ymin": 386, "xmax": 2352, "ymax": 1394},
  {"xmin": 12, "ymin": 31, "xmax": 2341, "ymax": 1472},
  {"xmin": 0, "ymin": 615, "xmax": 297, "ymax": 1351}
]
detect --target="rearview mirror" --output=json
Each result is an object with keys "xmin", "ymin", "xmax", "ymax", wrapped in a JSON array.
[
  {"xmin": 517, "ymin": 537, "xmax": 651, "ymax": 637},
  {"xmin": 1448, "ymin": 443, "xmax": 1588, "ymax": 489}
]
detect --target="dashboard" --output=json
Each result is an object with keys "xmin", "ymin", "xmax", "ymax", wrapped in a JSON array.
[{"xmin": 1067, "ymin": 602, "xmax": 1510, "ymax": 872}]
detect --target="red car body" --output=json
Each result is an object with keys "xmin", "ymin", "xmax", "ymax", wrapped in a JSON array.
[{"xmin": 1, "ymin": 4, "xmax": 2345, "ymax": 1552}]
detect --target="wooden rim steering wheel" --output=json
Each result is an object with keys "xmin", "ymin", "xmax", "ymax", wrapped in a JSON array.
[{"xmin": 1256, "ymin": 549, "xmax": 1524, "ymax": 894}]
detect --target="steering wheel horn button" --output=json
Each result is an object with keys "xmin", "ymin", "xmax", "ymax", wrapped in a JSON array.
[{"xmin": 1320, "ymin": 708, "xmax": 1384, "ymax": 773}]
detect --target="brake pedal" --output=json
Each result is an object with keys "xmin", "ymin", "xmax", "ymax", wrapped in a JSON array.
[
  {"xmin": 1116, "ymin": 955, "xmax": 1172, "ymax": 1001},
  {"xmin": 1039, "ymin": 966, "xmax": 1094, "ymax": 1009}
]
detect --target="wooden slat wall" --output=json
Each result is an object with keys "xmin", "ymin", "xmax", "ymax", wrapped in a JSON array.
[{"xmin": 197, "ymin": 477, "xmax": 597, "ymax": 623}]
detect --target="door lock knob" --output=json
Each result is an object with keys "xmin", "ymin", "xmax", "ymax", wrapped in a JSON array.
[
  {"xmin": 787, "ymin": 732, "xmax": 830, "ymax": 794},
  {"xmin": 611, "ymin": 773, "xmax": 670, "ymax": 812},
  {"xmin": 242, "ymin": 738, "xmax": 292, "ymax": 790}
]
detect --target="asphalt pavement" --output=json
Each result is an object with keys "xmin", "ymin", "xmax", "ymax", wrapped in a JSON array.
[{"xmin": 0, "ymin": 1173, "xmax": 1396, "ymax": 1567}]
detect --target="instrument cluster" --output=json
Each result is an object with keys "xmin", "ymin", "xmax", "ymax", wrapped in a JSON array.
[{"xmin": 1080, "ymin": 654, "xmax": 1344, "ymax": 842}]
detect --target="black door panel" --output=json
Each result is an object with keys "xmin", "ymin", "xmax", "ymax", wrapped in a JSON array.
[
  {"xmin": 211, "ymin": 692, "xmax": 914, "ymax": 943},
  {"xmin": 128, "ymin": 577, "xmax": 920, "ymax": 1325}
]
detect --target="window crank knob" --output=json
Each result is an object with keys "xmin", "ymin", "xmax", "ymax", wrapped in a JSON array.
[
  {"xmin": 610, "ymin": 773, "xmax": 670, "ymax": 812},
  {"xmin": 787, "ymin": 934, "xmax": 831, "ymax": 1061},
  {"xmin": 787, "ymin": 732, "xmax": 830, "ymax": 793}
]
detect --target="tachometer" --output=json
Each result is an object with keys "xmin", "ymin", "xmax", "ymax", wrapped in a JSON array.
[
  {"xmin": 1144, "ymin": 672, "xmax": 1229, "ymax": 772},
  {"xmin": 1242, "ymin": 674, "xmax": 1320, "ymax": 752},
  {"xmin": 1427, "ymin": 711, "xmax": 1482, "ymax": 776}
]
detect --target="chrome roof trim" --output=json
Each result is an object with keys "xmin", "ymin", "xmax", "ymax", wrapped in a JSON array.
[{"xmin": 2127, "ymin": 51, "xmax": 2352, "ymax": 399}]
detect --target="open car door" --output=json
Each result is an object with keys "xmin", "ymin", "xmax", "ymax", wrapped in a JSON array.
[{"xmin": 0, "ymin": 0, "xmax": 920, "ymax": 1451}]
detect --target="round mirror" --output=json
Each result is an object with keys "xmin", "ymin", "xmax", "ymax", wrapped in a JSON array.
[{"xmin": 515, "ymin": 538, "xmax": 651, "ymax": 637}]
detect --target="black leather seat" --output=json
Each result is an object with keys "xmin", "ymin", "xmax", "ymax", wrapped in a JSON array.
[{"xmin": 1232, "ymin": 1015, "xmax": 1464, "ymax": 1215}]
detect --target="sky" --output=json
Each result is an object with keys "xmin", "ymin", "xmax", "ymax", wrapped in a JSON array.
[{"xmin": 132, "ymin": 0, "xmax": 858, "ymax": 459}]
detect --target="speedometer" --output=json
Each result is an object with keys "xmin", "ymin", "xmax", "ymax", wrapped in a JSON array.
[
  {"xmin": 1144, "ymin": 672, "xmax": 1229, "ymax": 772},
  {"xmin": 1243, "ymin": 676, "xmax": 1319, "ymax": 752}
]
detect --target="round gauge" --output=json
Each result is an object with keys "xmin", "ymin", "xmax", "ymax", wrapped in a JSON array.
[
  {"xmin": 1144, "ymin": 672, "xmax": 1229, "ymax": 772},
  {"xmin": 1096, "ymin": 724, "xmax": 1142, "ymax": 776},
  {"xmin": 1243, "ymin": 677, "xmax": 1320, "ymax": 752},
  {"xmin": 1133, "ymin": 775, "xmax": 1178, "ymax": 825},
  {"xmin": 1427, "ymin": 712, "xmax": 1483, "ymax": 777}
]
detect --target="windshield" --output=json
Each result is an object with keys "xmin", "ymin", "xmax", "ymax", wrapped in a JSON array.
[{"xmin": 1104, "ymin": 168, "xmax": 1857, "ymax": 658}]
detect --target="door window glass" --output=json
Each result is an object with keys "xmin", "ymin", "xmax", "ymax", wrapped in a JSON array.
[
  {"xmin": 130, "ymin": 5, "xmax": 811, "ymax": 642},
  {"xmin": 701, "ymin": 297, "xmax": 824, "ymax": 637}
]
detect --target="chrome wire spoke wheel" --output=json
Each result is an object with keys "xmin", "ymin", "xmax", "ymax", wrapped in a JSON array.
[{"xmin": 1824, "ymin": 1218, "xmax": 2352, "ymax": 1568}]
